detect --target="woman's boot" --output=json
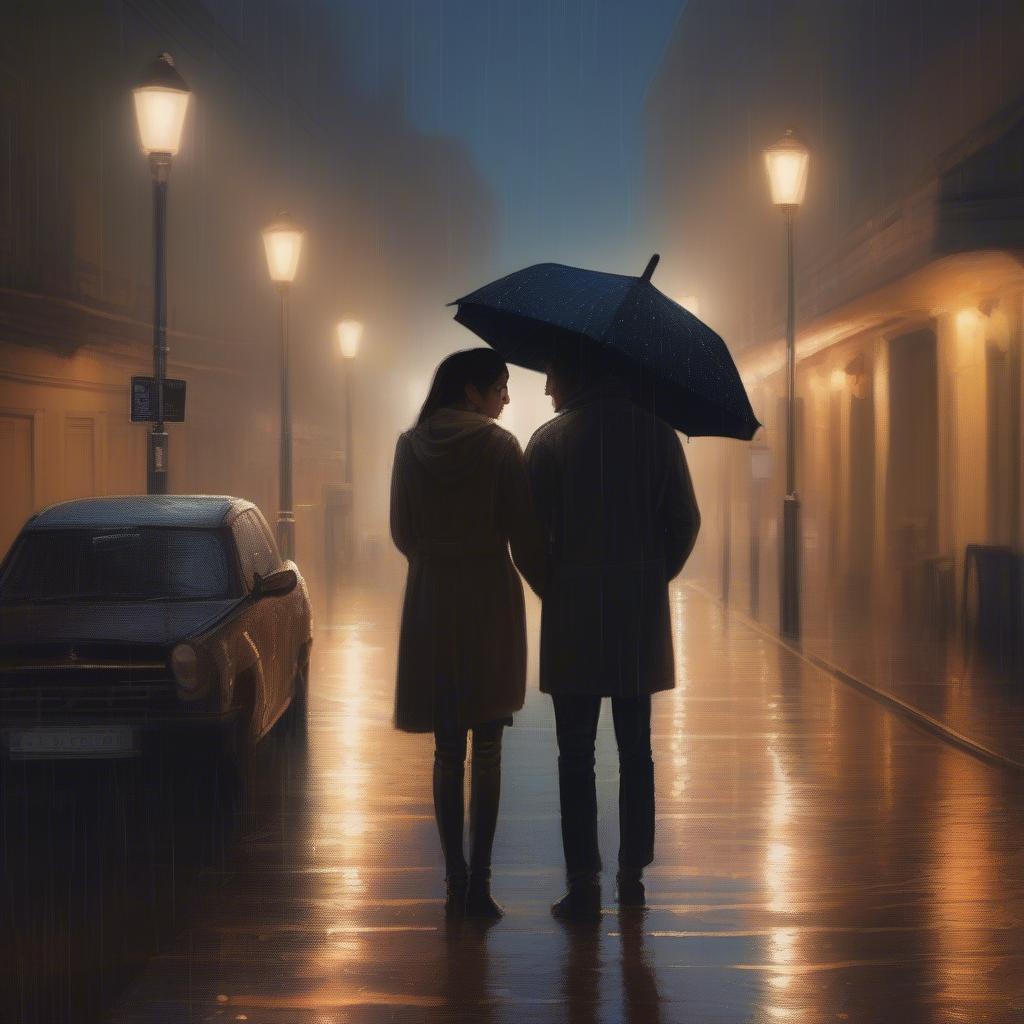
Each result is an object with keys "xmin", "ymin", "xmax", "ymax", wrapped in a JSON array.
[
  {"xmin": 466, "ymin": 725, "xmax": 504, "ymax": 919},
  {"xmin": 433, "ymin": 752, "xmax": 468, "ymax": 918}
]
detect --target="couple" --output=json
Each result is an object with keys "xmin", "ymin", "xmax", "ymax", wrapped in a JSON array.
[{"xmin": 389, "ymin": 344, "xmax": 700, "ymax": 922}]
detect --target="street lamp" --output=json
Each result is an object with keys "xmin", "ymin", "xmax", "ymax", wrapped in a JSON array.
[
  {"xmin": 336, "ymin": 319, "xmax": 362, "ymax": 362},
  {"xmin": 336, "ymin": 319, "xmax": 362, "ymax": 570},
  {"xmin": 133, "ymin": 52, "xmax": 191, "ymax": 494},
  {"xmin": 764, "ymin": 128, "xmax": 809, "ymax": 643},
  {"xmin": 262, "ymin": 213, "xmax": 305, "ymax": 560}
]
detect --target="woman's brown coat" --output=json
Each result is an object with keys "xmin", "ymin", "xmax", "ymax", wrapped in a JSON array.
[{"xmin": 389, "ymin": 409, "xmax": 544, "ymax": 733}]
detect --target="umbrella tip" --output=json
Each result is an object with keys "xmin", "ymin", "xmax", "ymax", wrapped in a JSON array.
[{"xmin": 641, "ymin": 254, "xmax": 660, "ymax": 282}]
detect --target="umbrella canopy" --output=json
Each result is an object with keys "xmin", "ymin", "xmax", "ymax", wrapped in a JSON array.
[{"xmin": 450, "ymin": 255, "xmax": 761, "ymax": 440}]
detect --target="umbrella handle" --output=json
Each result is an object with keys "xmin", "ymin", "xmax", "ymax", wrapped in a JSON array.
[{"xmin": 641, "ymin": 254, "xmax": 660, "ymax": 282}]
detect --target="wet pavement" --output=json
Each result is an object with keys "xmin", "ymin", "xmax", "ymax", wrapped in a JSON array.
[
  {"xmin": 6, "ymin": 582, "xmax": 1024, "ymax": 1023},
  {"xmin": 1, "ymin": 729, "xmax": 240, "ymax": 1023},
  {"xmin": 802, "ymin": 597, "xmax": 1024, "ymax": 770},
  {"xmin": 790, "ymin": 569, "xmax": 1024, "ymax": 770}
]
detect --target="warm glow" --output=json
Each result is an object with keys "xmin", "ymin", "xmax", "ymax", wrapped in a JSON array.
[
  {"xmin": 741, "ymin": 316, "xmax": 882, "ymax": 388},
  {"xmin": 954, "ymin": 308, "xmax": 985, "ymax": 365},
  {"xmin": 133, "ymin": 89, "xmax": 190, "ymax": 155},
  {"xmin": 133, "ymin": 54, "xmax": 191, "ymax": 157},
  {"xmin": 408, "ymin": 380, "xmax": 423, "ymax": 417},
  {"xmin": 262, "ymin": 216, "xmax": 305, "ymax": 284},
  {"xmin": 955, "ymin": 308, "xmax": 982, "ymax": 337},
  {"xmin": 764, "ymin": 130, "xmax": 810, "ymax": 207},
  {"xmin": 336, "ymin": 320, "xmax": 364, "ymax": 360},
  {"xmin": 679, "ymin": 294, "xmax": 701, "ymax": 318},
  {"xmin": 829, "ymin": 368, "xmax": 847, "ymax": 392},
  {"xmin": 929, "ymin": 750, "xmax": 998, "ymax": 1011}
]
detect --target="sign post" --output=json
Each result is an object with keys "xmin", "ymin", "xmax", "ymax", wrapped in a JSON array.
[{"xmin": 131, "ymin": 377, "xmax": 186, "ymax": 424}]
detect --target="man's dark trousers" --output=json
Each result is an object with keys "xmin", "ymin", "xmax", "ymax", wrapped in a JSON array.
[{"xmin": 551, "ymin": 694, "xmax": 654, "ymax": 878}]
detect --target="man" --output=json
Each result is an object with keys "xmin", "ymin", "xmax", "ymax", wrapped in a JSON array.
[{"xmin": 524, "ymin": 343, "xmax": 701, "ymax": 920}]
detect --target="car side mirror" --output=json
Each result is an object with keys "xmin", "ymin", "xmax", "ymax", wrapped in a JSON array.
[{"xmin": 252, "ymin": 568, "xmax": 298, "ymax": 600}]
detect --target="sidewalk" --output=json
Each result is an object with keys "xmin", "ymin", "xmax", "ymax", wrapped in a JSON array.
[
  {"xmin": 109, "ymin": 583, "xmax": 1024, "ymax": 1024},
  {"xmin": 792, "ymin": 587, "xmax": 1024, "ymax": 770}
]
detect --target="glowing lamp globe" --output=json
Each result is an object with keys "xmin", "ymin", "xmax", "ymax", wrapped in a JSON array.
[
  {"xmin": 764, "ymin": 130, "xmax": 809, "ymax": 207},
  {"xmin": 133, "ymin": 53, "xmax": 191, "ymax": 157},
  {"xmin": 336, "ymin": 320, "xmax": 363, "ymax": 360},
  {"xmin": 262, "ymin": 215, "xmax": 305, "ymax": 284}
]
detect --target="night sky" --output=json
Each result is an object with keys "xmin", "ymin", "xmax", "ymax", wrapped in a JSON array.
[{"xmin": 340, "ymin": 0, "xmax": 686, "ymax": 275}]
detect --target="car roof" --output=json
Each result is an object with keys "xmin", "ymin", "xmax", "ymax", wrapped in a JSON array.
[{"xmin": 25, "ymin": 495, "xmax": 253, "ymax": 531}]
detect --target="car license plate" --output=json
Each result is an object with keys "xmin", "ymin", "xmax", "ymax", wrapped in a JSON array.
[{"xmin": 8, "ymin": 725, "xmax": 137, "ymax": 759}]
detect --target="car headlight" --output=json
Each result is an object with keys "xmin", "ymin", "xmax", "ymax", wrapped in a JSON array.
[{"xmin": 171, "ymin": 643, "xmax": 204, "ymax": 696}]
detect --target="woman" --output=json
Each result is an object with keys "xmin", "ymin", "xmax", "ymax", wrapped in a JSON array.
[{"xmin": 390, "ymin": 348, "xmax": 544, "ymax": 920}]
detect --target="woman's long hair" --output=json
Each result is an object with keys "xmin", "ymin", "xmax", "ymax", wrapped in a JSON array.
[{"xmin": 416, "ymin": 348, "xmax": 508, "ymax": 425}]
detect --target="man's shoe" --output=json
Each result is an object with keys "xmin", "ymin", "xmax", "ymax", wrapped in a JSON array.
[
  {"xmin": 551, "ymin": 879, "xmax": 602, "ymax": 922},
  {"xmin": 465, "ymin": 871, "xmax": 504, "ymax": 920},
  {"xmin": 444, "ymin": 875, "xmax": 468, "ymax": 919},
  {"xmin": 615, "ymin": 869, "xmax": 645, "ymax": 907}
]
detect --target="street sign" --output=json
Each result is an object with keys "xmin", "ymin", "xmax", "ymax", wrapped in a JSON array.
[{"xmin": 131, "ymin": 377, "xmax": 186, "ymax": 423}]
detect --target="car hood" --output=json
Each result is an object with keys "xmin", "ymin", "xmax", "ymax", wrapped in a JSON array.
[{"xmin": 0, "ymin": 600, "xmax": 240, "ymax": 646}]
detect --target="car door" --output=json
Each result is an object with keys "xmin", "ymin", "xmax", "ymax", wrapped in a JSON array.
[
  {"xmin": 240, "ymin": 510, "xmax": 293, "ymax": 731},
  {"xmin": 249, "ymin": 511, "xmax": 302, "ymax": 719},
  {"xmin": 228, "ymin": 511, "xmax": 277, "ymax": 735}
]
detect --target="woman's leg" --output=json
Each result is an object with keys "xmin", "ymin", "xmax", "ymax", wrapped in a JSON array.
[
  {"xmin": 433, "ymin": 721, "xmax": 468, "ymax": 913},
  {"xmin": 466, "ymin": 719, "xmax": 505, "ymax": 918}
]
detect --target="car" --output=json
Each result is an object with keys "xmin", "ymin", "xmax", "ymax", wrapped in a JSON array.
[{"xmin": 0, "ymin": 495, "xmax": 312, "ymax": 779}]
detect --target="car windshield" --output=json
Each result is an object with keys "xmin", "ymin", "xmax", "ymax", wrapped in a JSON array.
[{"xmin": 0, "ymin": 528, "xmax": 239, "ymax": 602}]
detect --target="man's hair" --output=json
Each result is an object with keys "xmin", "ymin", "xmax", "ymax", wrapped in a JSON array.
[{"xmin": 544, "ymin": 332, "xmax": 623, "ymax": 395}]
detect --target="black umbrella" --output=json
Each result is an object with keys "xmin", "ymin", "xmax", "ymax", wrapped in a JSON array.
[{"xmin": 450, "ymin": 254, "xmax": 761, "ymax": 440}]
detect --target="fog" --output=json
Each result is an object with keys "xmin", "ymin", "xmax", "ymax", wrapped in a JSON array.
[
  {"xmin": 0, "ymin": 1, "xmax": 683, "ymax": 608},
  {"xmin": 6, "ymin": 5, "xmax": 1024, "ymax": 1023},
  {"xmin": 2, "ymin": 0, "xmax": 1024, "ymax": 765}
]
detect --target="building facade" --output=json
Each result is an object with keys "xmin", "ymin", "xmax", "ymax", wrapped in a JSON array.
[
  {"xmin": 0, "ymin": 1, "xmax": 496, "ymax": 612},
  {"xmin": 645, "ymin": 0, "xmax": 1024, "ymax": 747}
]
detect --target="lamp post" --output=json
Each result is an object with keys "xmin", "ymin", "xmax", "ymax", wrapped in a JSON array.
[
  {"xmin": 336, "ymin": 319, "xmax": 362, "ymax": 569},
  {"xmin": 764, "ymin": 128, "xmax": 809, "ymax": 643},
  {"xmin": 133, "ymin": 53, "xmax": 191, "ymax": 494},
  {"xmin": 262, "ymin": 214, "xmax": 305, "ymax": 560}
]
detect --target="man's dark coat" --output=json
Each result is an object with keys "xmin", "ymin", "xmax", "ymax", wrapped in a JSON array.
[{"xmin": 524, "ymin": 378, "xmax": 701, "ymax": 697}]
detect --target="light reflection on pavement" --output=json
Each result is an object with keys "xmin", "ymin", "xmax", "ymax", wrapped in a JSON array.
[{"xmin": 107, "ymin": 582, "xmax": 1024, "ymax": 1023}]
